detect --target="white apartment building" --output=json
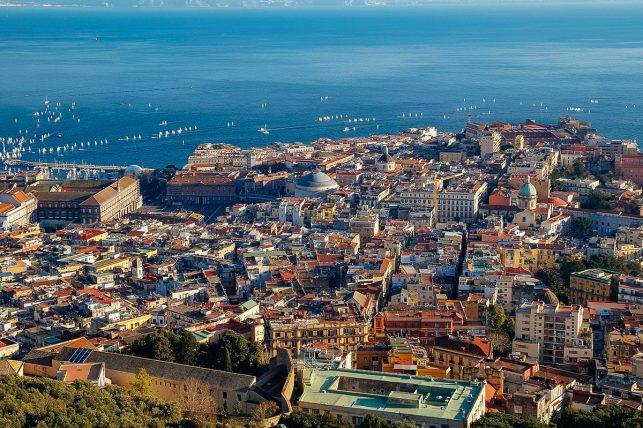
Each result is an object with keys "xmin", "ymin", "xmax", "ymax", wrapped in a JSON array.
[
  {"xmin": 512, "ymin": 302, "xmax": 592, "ymax": 367},
  {"xmin": 437, "ymin": 181, "xmax": 487, "ymax": 222},
  {"xmin": 480, "ymin": 131, "xmax": 501, "ymax": 156}
]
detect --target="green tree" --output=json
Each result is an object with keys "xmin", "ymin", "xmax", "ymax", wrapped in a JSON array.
[
  {"xmin": 280, "ymin": 409, "xmax": 352, "ymax": 428},
  {"xmin": 131, "ymin": 368, "xmax": 152, "ymax": 397},
  {"xmin": 572, "ymin": 158, "xmax": 587, "ymax": 179},
  {"xmin": 472, "ymin": 412, "xmax": 549, "ymax": 428},
  {"xmin": 224, "ymin": 348, "xmax": 233, "ymax": 372},
  {"xmin": 0, "ymin": 375, "xmax": 186, "ymax": 427},
  {"xmin": 202, "ymin": 334, "xmax": 266, "ymax": 375},
  {"xmin": 585, "ymin": 190, "xmax": 614, "ymax": 210},
  {"xmin": 570, "ymin": 217, "xmax": 593, "ymax": 239},
  {"xmin": 359, "ymin": 414, "xmax": 390, "ymax": 428},
  {"xmin": 392, "ymin": 420, "xmax": 416, "ymax": 428},
  {"xmin": 555, "ymin": 405, "xmax": 643, "ymax": 428},
  {"xmin": 486, "ymin": 304, "xmax": 506, "ymax": 332},
  {"xmin": 560, "ymin": 257, "xmax": 588, "ymax": 287}
]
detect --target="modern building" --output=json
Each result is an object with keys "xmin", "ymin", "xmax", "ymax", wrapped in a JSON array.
[
  {"xmin": 512, "ymin": 301, "xmax": 592, "ymax": 367},
  {"xmin": 479, "ymin": 131, "xmax": 501, "ymax": 157},
  {"xmin": 294, "ymin": 170, "xmax": 339, "ymax": 198},
  {"xmin": 297, "ymin": 368, "xmax": 486, "ymax": 428},
  {"xmin": 569, "ymin": 269, "xmax": 619, "ymax": 306}
]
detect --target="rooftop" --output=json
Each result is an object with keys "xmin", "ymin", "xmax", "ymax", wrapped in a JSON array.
[{"xmin": 298, "ymin": 368, "xmax": 484, "ymax": 421}]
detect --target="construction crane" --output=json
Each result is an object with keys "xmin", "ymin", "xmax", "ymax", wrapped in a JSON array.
[{"xmin": 431, "ymin": 172, "xmax": 464, "ymax": 225}]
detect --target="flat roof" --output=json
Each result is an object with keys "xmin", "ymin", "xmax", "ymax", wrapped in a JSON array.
[{"xmin": 298, "ymin": 368, "xmax": 484, "ymax": 422}]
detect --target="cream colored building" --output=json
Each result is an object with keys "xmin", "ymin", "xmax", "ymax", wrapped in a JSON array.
[{"xmin": 513, "ymin": 301, "xmax": 591, "ymax": 367}]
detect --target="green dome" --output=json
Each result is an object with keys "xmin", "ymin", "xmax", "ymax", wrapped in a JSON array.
[{"xmin": 519, "ymin": 178, "xmax": 537, "ymax": 198}]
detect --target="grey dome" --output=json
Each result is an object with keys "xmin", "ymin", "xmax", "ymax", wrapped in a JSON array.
[
  {"xmin": 295, "ymin": 170, "xmax": 338, "ymax": 196},
  {"xmin": 124, "ymin": 165, "xmax": 144, "ymax": 177}
]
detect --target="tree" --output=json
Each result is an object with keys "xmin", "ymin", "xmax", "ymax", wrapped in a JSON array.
[
  {"xmin": 129, "ymin": 329, "xmax": 200, "ymax": 366},
  {"xmin": 585, "ymin": 191, "xmax": 613, "ymax": 210},
  {"xmin": 570, "ymin": 217, "xmax": 593, "ymax": 239},
  {"xmin": 586, "ymin": 253, "xmax": 641, "ymax": 276},
  {"xmin": 152, "ymin": 332, "xmax": 175, "ymax": 362},
  {"xmin": 554, "ymin": 405, "xmax": 643, "ymax": 428},
  {"xmin": 131, "ymin": 368, "xmax": 152, "ymax": 397},
  {"xmin": 179, "ymin": 378, "xmax": 217, "ymax": 422},
  {"xmin": 280, "ymin": 409, "xmax": 352, "ymax": 428},
  {"xmin": 360, "ymin": 414, "xmax": 390, "ymax": 428},
  {"xmin": 472, "ymin": 412, "xmax": 549, "ymax": 428},
  {"xmin": 224, "ymin": 348, "xmax": 233, "ymax": 372},
  {"xmin": 486, "ymin": 304, "xmax": 506, "ymax": 332},
  {"xmin": 487, "ymin": 331, "xmax": 511, "ymax": 356},
  {"xmin": 560, "ymin": 257, "xmax": 588, "ymax": 287},
  {"xmin": 252, "ymin": 401, "xmax": 279, "ymax": 421},
  {"xmin": 0, "ymin": 374, "xmax": 189, "ymax": 427},
  {"xmin": 572, "ymin": 158, "xmax": 587, "ymax": 179},
  {"xmin": 392, "ymin": 420, "xmax": 416, "ymax": 428},
  {"xmin": 202, "ymin": 334, "xmax": 266, "ymax": 375}
]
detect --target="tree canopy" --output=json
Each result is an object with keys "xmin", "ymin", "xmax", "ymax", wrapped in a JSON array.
[
  {"xmin": 128, "ymin": 329, "xmax": 267, "ymax": 376},
  {"xmin": 0, "ymin": 375, "xmax": 211, "ymax": 428}
]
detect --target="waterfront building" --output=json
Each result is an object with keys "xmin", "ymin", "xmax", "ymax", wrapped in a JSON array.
[
  {"xmin": 79, "ymin": 176, "xmax": 142, "ymax": 224},
  {"xmin": 615, "ymin": 153, "xmax": 643, "ymax": 185}
]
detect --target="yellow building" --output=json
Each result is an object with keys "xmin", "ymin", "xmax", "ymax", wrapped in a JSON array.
[
  {"xmin": 570, "ymin": 269, "xmax": 619, "ymax": 305},
  {"xmin": 267, "ymin": 318, "xmax": 369, "ymax": 357},
  {"xmin": 381, "ymin": 337, "xmax": 450, "ymax": 378}
]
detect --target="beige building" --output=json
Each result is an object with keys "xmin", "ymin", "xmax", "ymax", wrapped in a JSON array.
[
  {"xmin": 512, "ymin": 301, "xmax": 591, "ymax": 367},
  {"xmin": 437, "ymin": 181, "xmax": 487, "ymax": 222},
  {"xmin": 480, "ymin": 131, "xmax": 501, "ymax": 156},
  {"xmin": 267, "ymin": 318, "xmax": 369, "ymax": 357},
  {"xmin": 79, "ymin": 176, "xmax": 142, "ymax": 224},
  {"xmin": 569, "ymin": 269, "xmax": 619, "ymax": 306}
]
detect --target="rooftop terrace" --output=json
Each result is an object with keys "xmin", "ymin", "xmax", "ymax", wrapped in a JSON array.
[{"xmin": 299, "ymin": 368, "xmax": 484, "ymax": 422}]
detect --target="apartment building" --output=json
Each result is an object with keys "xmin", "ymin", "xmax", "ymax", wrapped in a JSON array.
[
  {"xmin": 267, "ymin": 317, "xmax": 369, "ymax": 357},
  {"xmin": 512, "ymin": 302, "xmax": 592, "ymax": 367},
  {"xmin": 480, "ymin": 131, "xmax": 501, "ymax": 156},
  {"xmin": 437, "ymin": 181, "xmax": 488, "ymax": 222},
  {"xmin": 569, "ymin": 268, "xmax": 619, "ymax": 306}
]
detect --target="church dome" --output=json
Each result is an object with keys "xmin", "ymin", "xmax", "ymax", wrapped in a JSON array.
[
  {"xmin": 378, "ymin": 151, "xmax": 394, "ymax": 163},
  {"xmin": 519, "ymin": 177, "xmax": 537, "ymax": 198},
  {"xmin": 295, "ymin": 170, "xmax": 338, "ymax": 197},
  {"xmin": 535, "ymin": 287, "xmax": 560, "ymax": 306}
]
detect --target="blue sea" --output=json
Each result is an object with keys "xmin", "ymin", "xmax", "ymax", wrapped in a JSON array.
[{"xmin": 0, "ymin": 5, "xmax": 642, "ymax": 168}]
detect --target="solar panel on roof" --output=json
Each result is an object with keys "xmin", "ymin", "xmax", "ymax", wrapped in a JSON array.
[{"xmin": 69, "ymin": 347, "xmax": 91, "ymax": 364}]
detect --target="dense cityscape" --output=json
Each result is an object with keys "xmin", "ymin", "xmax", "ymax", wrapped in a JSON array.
[{"xmin": 0, "ymin": 114, "xmax": 640, "ymax": 426}]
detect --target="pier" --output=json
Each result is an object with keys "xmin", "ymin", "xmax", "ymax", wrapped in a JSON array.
[{"xmin": 3, "ymin": 159, "xmax": 153, "ymax": 173}]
